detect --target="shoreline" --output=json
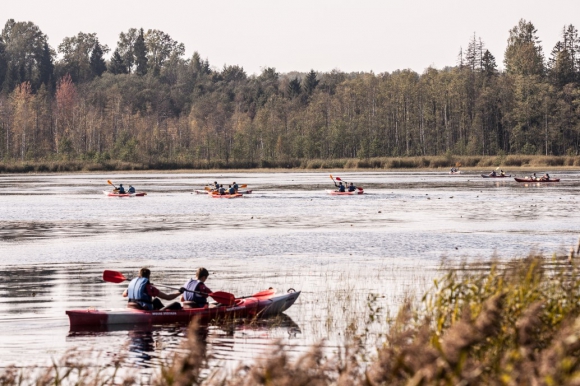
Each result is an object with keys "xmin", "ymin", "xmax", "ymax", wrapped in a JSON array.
[{"xmin": 1, "ymin": 155, "xmax": 580, "ymax": 175}]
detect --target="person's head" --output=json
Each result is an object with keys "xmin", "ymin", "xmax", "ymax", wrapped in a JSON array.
[
  {"xmin": 350, "ymin": 182, "xmax": 354, "ymax": 186},
  {"xmin": 339, "ymin": 182, "xmax": 343, "ymax": 185},
  {"xmin": 119, "ymin": 184, "xmax": 123, "ymax": 187},
  {"xmin": 229, "ymin": 185, "xmax": 232, "ymax": 187},
  {"xmin": 129, "ymin": 185, "xmax": 133, "ymax": 188},
  {"xmin": 220, "ymin": 184, "xmax": 223, "ymax": 187},
  {"xmin": 139, "ymin": 267, "xmax": 151, "ymax": 279},
  {"xmin": 233, "ymin": 182, "xmax": 236, "ymax": 184},
  {"xmin": 196, "ymin": 267, "xmax": 209, "ymax": 281}
]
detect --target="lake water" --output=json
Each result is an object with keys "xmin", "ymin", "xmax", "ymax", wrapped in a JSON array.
[{"xmin": 1, "ymin": 171, "xmax": 579, "ymax": 371}]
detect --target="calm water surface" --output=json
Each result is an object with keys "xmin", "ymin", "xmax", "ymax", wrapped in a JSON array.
[{"xmin": 1, "ymin": 171, "xmax": 579, "ymax": 370}]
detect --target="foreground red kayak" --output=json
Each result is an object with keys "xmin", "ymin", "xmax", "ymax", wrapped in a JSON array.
[
  {"xmin": 514, "ymin": 178, "xmax": 560, "ymax": 183},
  {"xmin": 102, "ymin": 190, "xmax": 147, "ymax": 197},
  {"xmin": 326, "ymin": 190, "xmax": 364, "ymax": 195},
  {"xmin": 66, "ymin": 289, "xmax": 300, "ymax": 328}
]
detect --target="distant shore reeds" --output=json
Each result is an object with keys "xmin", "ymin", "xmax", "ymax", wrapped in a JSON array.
[{"xmin": 2, "ymin": 155, "xmax": 580, "ymax": 174}]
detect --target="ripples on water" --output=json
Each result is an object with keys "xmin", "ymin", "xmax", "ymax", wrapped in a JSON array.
[{"xmin": 0, "ymin": 171, "xmax": 579, "ymax": 369}]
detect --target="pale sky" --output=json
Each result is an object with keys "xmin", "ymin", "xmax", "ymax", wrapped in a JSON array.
[{"xmin": 3, "ymin": 0, "xmax": 580, "ymax": 75}]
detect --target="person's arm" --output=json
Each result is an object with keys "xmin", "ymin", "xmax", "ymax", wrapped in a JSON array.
[
  {"xmin": 198, "ymin": 283, "xmax": 212, "ymax": 298},
  {"xmin": 122, "ymin": 289, "xmax": 128, "ymax": 297},
  {"xmin": 147, "ymin": 284, "xmax": 182, "ymax": 301}
]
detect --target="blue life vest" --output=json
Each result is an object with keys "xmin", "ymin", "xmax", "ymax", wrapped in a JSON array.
[
  {"xmin": 183, "ymin": 279, "xmax": 207, "ymax": 306},
  {"xmin": 127, "ymin": 277, "xmax": 153, "ymax": 310},
  {"xmin": 338, "ymin": 185, "xmax": 345, "ymax": 192},
  {"xmin": 228, "ymin": 187, "xmax": 235, "ymax": 194},
  {"xmin": 348, "ymin": 185, "xmax": 356, "ymax": 192},
  {"xmin": 128, "ymin": 186, "xmax": 136, "ymax": 193},
  {"xmin": 233, "ymin": 184, "xmax": 239, "ymax": 190},
  {"xmin": 118, "ymin": 186, "xmax": 125, "ymax": 194}
]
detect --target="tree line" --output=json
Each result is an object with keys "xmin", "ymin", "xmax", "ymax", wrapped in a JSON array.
[{"xmin": 1, "ymin": 18, "xmax": 580, "ymax": 167}]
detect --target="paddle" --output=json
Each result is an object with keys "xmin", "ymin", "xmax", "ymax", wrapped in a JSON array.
[
  {"xmin": 102, "ymin": 270, "xmax": 235, "ymax": 306},
  {"xmin": 238, "ymin": 288, "xmax": 276, "ymax": 299},
  {"xmin": 107, "ymin": 180, "xmax": 118, "ymax": 190}
]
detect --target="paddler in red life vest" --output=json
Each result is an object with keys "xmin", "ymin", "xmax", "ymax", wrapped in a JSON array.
[
  {"xmin": 181, "ymin": 268, "xmax": 212, "ymax": 308},
  {"xmin": 123, "ymin": 267, "xmax": 184, "ymax": 310}
]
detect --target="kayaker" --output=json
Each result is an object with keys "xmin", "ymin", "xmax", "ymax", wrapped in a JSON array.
[
  {"xmin": 500, "ymin": 170, "xmax": 505, "ymax": 177},
  {"xmin": 213, "ymin": 181, "xmax": 219, "ymax": 191},
  {"xmin": 233, "ymin": 182, "xmax": 239, "ymax": 192},
  {"xmin": 228, "ymin": 185, "xmax": 236, "ymax": 195},
  {"xmin": 543, "ymin": 173, "xmax": 550, "ymax": 180},
  {"xmin": 128, "ymin": 185, "xmax": 136, "ymax": 193},
  {"xmin": 181, "ymin": 267, "xmax": 212, "ymax": 308},
  {"xmin": 122, "ymin": 267, "xmax": 184, "ymax": 310},
  {"xmin": 530, "ymin": 173, "xmax": 537, "ymax": 181},
  {"xmin": 118, "ymin": 184, "xmax": 125, "ymax": 194},
  {"xmin": 490, "ymin": 171, "xmax": 497, "ymax": 177},
  {"xmin": 450, "ymin": 167, "xmax": 457, "ymax": 173},
  {"xmin": 348, "ymin": 182, "xmax": 357, "ymax": 192},
  {"xmin": 335, "ymin": 181, "xmax": 346, "ymax": 192},
  {"xmin": 218, "ymin": 184, "xmax": 226, "ymax": 195}
]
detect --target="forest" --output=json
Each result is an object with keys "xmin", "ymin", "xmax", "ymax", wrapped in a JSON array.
[{"xmin": 1, "ymin": 18, "xmax": 580, "ymax": 169}]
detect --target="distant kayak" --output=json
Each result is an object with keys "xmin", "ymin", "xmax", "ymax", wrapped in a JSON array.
[
  {"xmin": 211, "ymin": 193, "xmax": 244, "ymax": 199},
  {"xmin": 514, "ymin": 178, "xmax": 560, "ymax": 183},
  {"xmin": 481, "ymin": 174, "xmax": 511, "ymax": 178},
  {"xmin": 450, "ymin": 171, "xmax": 461, "ymax": 175},
  {"xmin": 195, "ymin": 189, "xmax": 252, "ymax": 194},
  {"xmin": 66, "ymin": 289, "xmax": 300, "ymax": 328},
  {"xmin": 103, "ymin": 190, "xmax": 146, "ymax": 197},
  {"xmin": 326, "ymin": 190, "xmax": 364, "ymax": 196}
]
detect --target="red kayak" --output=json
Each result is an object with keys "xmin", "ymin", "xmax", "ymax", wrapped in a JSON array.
[
  {"xmin": 481, "ymin": 174, "xmax": 511, "ymax": 178},
  {"xmin": 326, "ymin": 190, "xmax": 364, "ymax": 196},
  {"xmin": 514, "ymin": 178, "xmax": 560, "ymax": 183},
  {"xmin": 66, "ymin": 289, "xmax": 300, "ymax": 328},
  {"xmin": 195, "ymin": 189, "xmax": 252, "ymax": 194},
  {"xmin": 211, "ymin": 193, "xmax": 243, "ymax": 199},
  {"xmin": 102, "ymin": 190, "xmax": 147, "ymax": 197}
]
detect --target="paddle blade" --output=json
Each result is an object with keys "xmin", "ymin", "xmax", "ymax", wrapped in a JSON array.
[
  {"xmin": 252, "ymin": 288, "xmax": 276, "ymax": 298},
  {"xmin": 335, "ymin": 176, "xmax": 342, "ymax": 181},
  {"xmin": 239, "ymin": 184, "xmax": 247, "ymax": 188},
  {"xmin": 204, "ymin": 186, "xmax": 211, "ymax": 191},
  {"xmin": 210, "ymin": 291, "xmax": 235, "ymax": 306},
  {"xmin": 329, "ymin": 174, "xmax": 333, "ymax": 180},
  {"xmin": 357, "ymin": 186, "xmax": 363, "ymax": 191},
  {"xmin": 107, "ymin": 180, "xmax": 113, "ymax": 186},
  {"xmin": 103, "ymin": 270, "xmax": 127, "ymax": 283}
]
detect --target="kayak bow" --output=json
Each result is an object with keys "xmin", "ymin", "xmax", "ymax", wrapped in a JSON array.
[{"xmin": 103, "ymin": 190, "xmax": 147, "ymax": 197}]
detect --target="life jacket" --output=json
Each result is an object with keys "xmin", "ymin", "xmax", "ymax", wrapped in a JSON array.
[
  {"xmin": 128, "ymin": 187, "xmax": 135, "ymax": 193},
  {"xmin": 182, "ymin": 279, "xmax": 207, "ymax": 306},
  {"xmin": 219, "ymin": 187, "xmax": 226, "ymax": 195},
  {"xmin": 127, "ymin": 277, "xmax": 153, "ymax": 310},
  {"xmin": 338, "ymin": 185, "xmax": 345, "ymax": 192},
  {"xmin": 233, "ymin": 184, "xmax": 239, "ymax": 191},
  {"xmin": 228, "ymin": 187, "xmax": 235, "ymax": 194},
  {"xmin": 348, "ymin": 185, "xmax": 356, "ymax": 192},
  {"xmin": 118, "ymin": 186, "xmax": 125, "ymax": 193}
]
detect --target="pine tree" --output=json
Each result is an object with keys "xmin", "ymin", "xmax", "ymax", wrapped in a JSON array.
[
  {"xmin": 303, "ymin": 70, "xmax": 319, "ymax": 95},
  {"xmin": 89, "ymin": 40, "xmax": 107, "ymax": 77},
  {"xmin": 287, "ymin": 77, "xmax": 301, "ymax": 98},
  {"xmin": 108, "ymin": 49, "xmax": 128, "ymax": 74},
  {"xmin": 38, "ymin": 41, "xmax": 54, "ymax": 89},
  {"xmin": 0, "ymin": 37, "xmax": 6, "ymax": 91},
  {"xmin": 134, "ymin": 28, "xmax": 148, "ymax": 76},
  {"xmin": 504, "ymin": 19, "xmax": 545, "ymax": 76},
  {"xmin": 482, "ymin": 50, "xmax": 497, "ymax": 78}
]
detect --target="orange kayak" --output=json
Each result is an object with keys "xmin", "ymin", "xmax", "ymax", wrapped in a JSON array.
[{"xmin": 211, "ymin": 193, "xmax": 243, "ymax": 199}]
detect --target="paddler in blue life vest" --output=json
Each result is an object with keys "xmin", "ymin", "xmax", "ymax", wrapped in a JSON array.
[
  {"xmin": 122, "ymin": 267, "xmax": 184, "ymax": 310},
  {"xmin": 218, "ymin": 184, "xmax": 226, "ymax": 195},
  {"xmin": 348, "ymin": 182, "xmax": 357, "ymax": 192},
  {"xmin": 232, "ymin": 182, "xmax": 239, "ymax": 192},
  {"xmin": 117, "ymin": 184, "xmax": 125, "ymax": 194},
  {"xmin": 335, "ymin": 181, "xmax": 346, "ymax": 192},
  {"xmin": 128, "ymin": 185, "xmax": 136, "ymax": 193},
  {"xmin": 228, "ymin": 185, "xmax": 236, "ymax": 195},
  {"xmin": 181, "ymin": 268, "xmax": 212, "ymax": 308}
]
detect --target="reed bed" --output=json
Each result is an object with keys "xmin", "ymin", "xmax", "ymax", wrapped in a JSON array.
[
  {"xmin": 4, "ymin": 255, "xmax": 580, "ymax": 385},
  {"xmin": 3, "ymin": 155, "xmax": 580, "ymax": 173}
]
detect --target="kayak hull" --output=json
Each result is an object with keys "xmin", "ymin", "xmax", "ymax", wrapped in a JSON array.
[
  {"xmin": 66, "ymin": 290, "xmax": 300, "ymax": 328},
  {"xmin": 103, "ymin": 190, "xmax": 146, "ymax": 197},
  {"xmin": 211, "ymin": 193, "xmax": 243, "ymax": 198},
  {"xmin": 195, "ymin": 189, "xmax": 252, "ymax": 194},
  {"xmin": 326, "ymin": 190, "xmax": 364, "ymax": 195},
  {"xmin": 514, "ymin": 178, "xmax": 560, "ymax": 183},
  {"xmin": 449, "ymin": 171, "xmax": 461, "ymax": 175},
  {"xmin": 481, "ymin": 174, "xmax": 511, "ymax": 178}
]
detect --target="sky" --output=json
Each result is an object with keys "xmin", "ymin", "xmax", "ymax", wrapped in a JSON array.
[{"xmin": 3, "ymin": 0, "xmax": 580, "ymax": 75}]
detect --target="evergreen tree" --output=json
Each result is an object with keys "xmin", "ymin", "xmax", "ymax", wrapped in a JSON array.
[
  {"xmin": 0, "ymin": 37, "xmax": 6, "ymax": 91},
  {"xmin": 134, "ymin": 28, "xmax": 148, "ymax": 76},
  {"xmin": 482, "ymin": 50, "xmax": 497, "ymax": 77},
  {"xmin": 287, "ymin": 77, "xmax": 301, "ymax": 98},
  {"xmin": 548, "ymin": 42, "xmax": 575, "ymax": 87},
  {"xmin": 108, "ymin": 49, "xmax": 128, "ymax": 74},
  {"xmin": 504, "ymin": 19, "xmax": 545, "ymax": 76},
  {"xmin": 89, "ymin": 40, "xmax": 107, "ymax": 77},
  {"xmin": 303, "ymin": 70, "xmax": 319, "ymax": 95},
  {"xmin": 38, "ymin": 41, "xmax": 54, "ymax": 89}
]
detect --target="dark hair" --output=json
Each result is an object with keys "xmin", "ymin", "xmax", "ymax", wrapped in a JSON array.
[
  {"xmin": 196, "ymin": 267, "xmax": 209, "ymax": 279},
  {"xmin": 139, "ymin": 267, "xmax": 151, "ymax": 278}
]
